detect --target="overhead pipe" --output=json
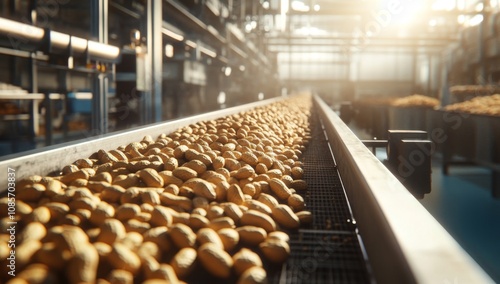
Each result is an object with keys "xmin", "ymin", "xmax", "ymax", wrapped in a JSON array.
[{"xmin": 0, "ymin": 17, "xmax": 120, "ymax": 62}]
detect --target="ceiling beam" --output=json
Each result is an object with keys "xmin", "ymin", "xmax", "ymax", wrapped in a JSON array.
[{"xmin": 266, "ymin": 36, "xmax": 458, "ymax": 43}]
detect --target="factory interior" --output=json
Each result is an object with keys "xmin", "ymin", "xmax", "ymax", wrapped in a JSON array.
[{"xmin": 1, "ymin": 0, "xmax": 500, "ymax": 283}]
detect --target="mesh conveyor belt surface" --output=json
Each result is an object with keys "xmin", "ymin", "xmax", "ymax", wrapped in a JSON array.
[{"xmin": 268, "ymin": 113, "xmax": 373, "ymax": 284}]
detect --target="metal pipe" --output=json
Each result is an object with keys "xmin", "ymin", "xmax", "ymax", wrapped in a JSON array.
[
  {"xmin": 0, "ymin": 17, "xmax": 44, "ymax": 42},
  {"xmin": 0, "ymin": 17, "xmax": 120, "ymax": 61}
]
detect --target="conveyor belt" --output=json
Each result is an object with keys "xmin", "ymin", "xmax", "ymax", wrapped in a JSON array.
[
  {"xmin": 0, "ymin": 95, "xmax": 492, "ymax": 283},
  {"xmin": 268, "ymin": 112, "xmax": 373, "ymax": 283}
]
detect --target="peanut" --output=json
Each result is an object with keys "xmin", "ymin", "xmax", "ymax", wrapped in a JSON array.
[
  {"xmin": 271, "ymin": 204, "xmax": 300, "ymax": 229},
  {"xmin": 121, "ymin": 231, "xmax": 144, "ymax": 251},
  {"xmin": 183, "ymin": 178, "xmax": 217, "ymax": 200},
  {"xmin": 147, "ymin": 263, "xmax": 179, "ymax": 283},
  {"xmin": 232, "ymin": 165, "xmax": 255, "ymax": 179},
  {"xmin": 169, "ymin": 223, "xmax": 196, "ymax": 249},
  {"xmin": 67, "ymin": 244, "xmax": 99, "ymax": 284},
  {"xmin": 108, "ymin": 243, "xmax": 141, "ymax": 273},
  {"xmin": 18, "ymin": 222, "xmax": 46, "ymax": 243},
  {"xmin": 137, "ymin": 241, "xmax": 161, "ymax": 261},
  {"xmin": 237, "ymin": 266, "xmax": 268, "ymax": 284},
  {"xmin": 236, "ymin": 226, "xmax": 267, "ymax": 246},
  {"xmin": 296, "ymin": 211, "xmax": 313, "ymax": 225},
  {"xmin": 267, "ymin": 231, "xmax": 290, "ymax": 243},
  {"xmin": 172, "ymin": 166, "xmax": 198, "ymax": 181},
  {"xmin": 98, "ymin": 218, "xmax": 126, "ymax": 245},
  {"xmin": 143, "ymin": 227, "xmax": 171, "ymax": 251},
  {"xmin": 33, "ymin": 242, "xmax": 70, "ymax": 270},
  {"xmin": 26, "ymin": 206, "xmax": 51, "ymax": 224},
  {"xmin": 197, "ymin": 228, "xmax": 224, "ymax": 249},
  {"xmin": 268, "ymin": 178, "xmax": 292, "ymax": 200},
  {"xmin": 14, "ymin": 263, "xmax": 58, "ymax": 284},
  {"xmin": 170, "ymin": 247, "xmax": 197, "ymax": 279},
  {"xmin": 16, "ymin": 240, "xmax": 42, "ymax": 269},
  {"xmin": 198, "ymin": 243, "xmax": 233, "ymax": 278},
  {"xmin": 208, "ymin": 216, "xmax": 236, "ymax": 231},
  {"xmin": 150, "ymin": 206, "xmax": 174, "ymax": 227},
  {"xmin": 44, "ymin": 179, "xmax": 65, "ymax": 196},
  {"xmin": 223, "ymin": 203, "xmax": 244, "ymax": 223},
  {"xmin": 245, "ymin": 200, "xmax": 272, "ymax": 215},
  {"xmin": 240, "ymin": 210, "xmax": 276, "ymax": 233},
  {"xmin": 233, "ymin": 248, "xmax": 263, "ymax": 276},
  {"xmin": 257, "ymin": 193, "xmax": 279, "ymax": 209},
  {"xmin": 101, "ymin": 185, "xmax": 126, "ymax": 203},
  {"xmin": 241, "ymin": 152, "xmax": 259, "ymax": 166},
  {"xmin": 287, "ymin": 193, "xmax": 305, "ymax": 211},
  {"xmin": 206, "ymin": 205, "xmax": 225, "ymax": 220},
  {"xmin": 141, "ymin": 190, "xmax": 161, "ymax": 205},
  {"xmin": 115, "ymin": 203, "xmax": 141, "ymax": 221},
  {"xmin": 159, "ymin": 193, "xmax": 193, "ymax": 212},
  {"xmin": 108, "ymin": 269, "xmax": 134, "ymax": 284},
  {"xmin": 138, "ymin": 168, "xmax": 164, "ymax": 188},
  {"xmin": 290, "ymin": 166, "xmax": 304, "ymax": 179},
  {"xmin": 88, "ymin": 202, "xmax": 113, "ymax": 224},
  {"xmin": 113, "ymin": 174, "xmax": 140, "ymax": 188},
  {"xmin": 290, "ymin": 180, "xmax": 307, "ymax": 191},
  {"xmin": 259, "ymin": 239, "xmax": 290, "ymax": 264},
  {"xmin": 227, "ymin": 184, "xmax": 245, "ymax": 205},
  {"xmin": 61, "ymin": 170, "xmax": 90, "ymax": 185},
  {"xmin": 183, "ymin": 159, "xmax": 207, "ymax": 175},
  {"xmin": 17, "ymin": 183, "xmax": 45, "ymax": 202}
]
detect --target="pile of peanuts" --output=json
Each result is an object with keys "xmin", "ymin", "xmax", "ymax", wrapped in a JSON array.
[
  {"xmin": 0, "ymin": 96, "xmax": 313, "ymax": 284},
  {"xmin": 444, "ymin": 94, "xmax": 500, "ymax": 116},
  {"xmin": 449, "ymin": 85, "xmax": 500, "ymax": 96},
  {"xmin": 391, "ymin": 94, "xmax": 440, "ymax": 109}
]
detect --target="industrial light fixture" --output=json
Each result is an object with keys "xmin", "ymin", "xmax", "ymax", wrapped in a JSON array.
[
  {"xmin": 162, "ymin": 28, "xmax": 184, "ymax": 41},
  {"xmin": 186, "ymin": 40, "xmax": 197, "ymax": 48},
  {"xmin": 185, "ymin": 39, "xmax": 217, "ymax": 58},
  {"xmin": 199, "ymin": 46, "xmax": 217, "ymax": 58},
  {"xmin": 217, "ymin": 91, "xmax": 226, "ymax": 104},
  {"xmin": 165, "ymin": 44, "xmax": 174, "ymax": 58},
  {"xmin": 279, "ymin": 0, "xmax": 289, "ymax": 32},
  {"xmin": 475, "ymin": 2, "xmax": 484, "ymax": 12},
  {"xmin": 457, "ymin": 15, "xmax": 466, "ymax": 24},
  {"xmin": 223, "ymin": 66, "xmax": 232, "ymax": 76},
  {"xmin": 68, "ymin": 56, "xmax": 74, "ymax": 69},
  {"xmin": 468, "ymin": 14, "xmax": 484, "ymax": 26},
  {"xmin": 130, "ymin": 29, "xmax": 141, "ymax": 46},
  {"xmin": 291, "ymin": 0, "xmax": 309, "ymax": 12}
]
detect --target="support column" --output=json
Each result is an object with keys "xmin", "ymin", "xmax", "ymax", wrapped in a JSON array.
[
  {"xmin": 29, "ymin": 0, "xmax": 38, "ymax": 140},
  {"xmin": 147, "ymin": 0, "xmax": 163, "ymax": 122},
  {"xmin": 90, "ymin": 0, "xmax": 109, "ymax": 136},
  {"xmin": 427, "ymin": 53, "xmax": 432, "ymax": 95},
  {"xmin": 478, "ymin": 0, "xmax": 490, "ymax": 84}
]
